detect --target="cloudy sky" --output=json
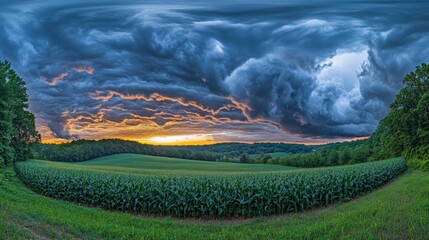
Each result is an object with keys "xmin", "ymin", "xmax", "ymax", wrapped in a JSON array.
[{"xmin": 1, "ymin": 0, "xmax": 428, "ymax": 145}]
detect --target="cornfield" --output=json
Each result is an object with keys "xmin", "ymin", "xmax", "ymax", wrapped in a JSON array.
[{"xmin": 15, "ymin": 158, "xmax": 407, "ymax": 218}]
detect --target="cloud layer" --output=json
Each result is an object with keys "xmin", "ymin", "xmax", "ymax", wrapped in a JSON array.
[{"xmin": 1, "ymin": 0, "xmax": 428, "ymax": 144}]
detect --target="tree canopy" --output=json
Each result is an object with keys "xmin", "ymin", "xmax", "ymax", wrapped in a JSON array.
[
  {"xmin": 371, "ymin": 63, "xmax": 429, "ymax": 170},
  {"xmin": 33, "ymin": 139, "xmax": 217, "ymax": 162},
  {"xmin": 174, "ymin": 142, "xmax": 314, "ymax": 158},
  {"xmin": 0, "ymin": 60, "xmax": 40, "ymax": 167}
]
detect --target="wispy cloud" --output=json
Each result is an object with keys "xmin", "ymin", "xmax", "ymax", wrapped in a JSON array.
[
  {"xmin": 47, "ymin": 72, "xmax": 68, "ymax": 86},
  {"xmin": 73, "ymin": 66, "xmax": 94, "ymax": 75}
]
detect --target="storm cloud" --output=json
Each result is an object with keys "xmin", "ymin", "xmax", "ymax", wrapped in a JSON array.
[{"xmin": 0, "ymin": 0, "xmax": 428, "ymax": 143}]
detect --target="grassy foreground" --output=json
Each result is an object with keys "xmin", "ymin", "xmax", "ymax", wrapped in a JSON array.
[
  {"xmin": 1, "ymin": 166, "xmax": 428, "ymax": 239},
  {"xmin": 30, "ymin": 153, "xmax": 297, "ymax": 176}
]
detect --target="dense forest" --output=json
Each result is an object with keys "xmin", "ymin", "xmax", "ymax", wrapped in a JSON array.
[
  {"xmin": 32, "ymin": 140, "xmax": 313, "ymax": 163},
  {"xmin": 252, "ymin": 139, "xmax": 371, "ymax": 167},
  {"xmin": 33, "ymin": 139, "xmax": 217, "ymax": 162},
  {"xmin": 0, "ymin": 61, "xmax": 40, "ymax": 167},
  {"xmin": 371, "ymin": 63, "xmax": 429, "ymax": 170},
  {"xmin": 168, "ymin": 142, "xmax": 314, "ymax": 158}
]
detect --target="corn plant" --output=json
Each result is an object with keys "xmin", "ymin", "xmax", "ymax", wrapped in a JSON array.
[{"xmin": 15, "ymin": 158, "xmax": 407, "ymax": 218}]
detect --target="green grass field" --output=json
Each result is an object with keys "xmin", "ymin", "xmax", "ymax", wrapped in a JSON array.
[
  {"xmin": 31, "ymin": 153, "xmax": 297, "ymax": 176},
  {"xmin": 249, "ymin": 152, "xmax": 291, "ymax": 159},
  {"xmin": 1, "ymin": 165, "xmax": 428, "ymax": 239}
]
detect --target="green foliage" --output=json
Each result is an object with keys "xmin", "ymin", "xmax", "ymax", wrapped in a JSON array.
[
  {"xmin": 239, "ymin": 153, "xmax": 250, "ymax": 163},
  {"xmin": 16, "ymin": 158, "xmax": 406, "ymax": 218},
  {"xmin": 372, "ymin": 63, "xmax": 429, "ymax": 170},
  {"xmin": 0, "ymin": 62, "xmax": 14, "ymax": 167},
  {"xmin": 257, "ymin": 139, "xmax": 373, "ymax": 168},
  {"xmin": 35, "ymin": 140, "xmax": 306, "ymax": 165},
  {"xmin": 408, "ymin": 158, "xmax": 429, "ymax": 171},
  {"xmin": 175, "ymin": 142, "xmax": 314, "ymax": 159},
  {"xmin": 0, "ymin": 60, "xmax": 39, "ymax": 167},
  {"xmin": 33, "ymin": 139, "xmax": 217, "ymax": 162},
  {"xmin": 421, "ymin": 160, "xmax": 429, "ymax": 171},
  {"xmin": 253, "ymin": 154, "xmax": 272, "ymax": 164}
]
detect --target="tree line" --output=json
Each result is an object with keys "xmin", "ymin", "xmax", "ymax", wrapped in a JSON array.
[
  {"xmin": 371, "ymin": 63, "xmax": 429, "ymax": 170},
  {"xmin": 251, "ymin": 140, "xmax": 372, "ymax": 167},
  {"xmin": 0, "ymin": 61, "xmax": 40, "ymax": 167},
  {"xmin": 33, "ymin": 139, "xmax": 217, "ymax": 162},
  {"xmin": 172, "ymin": 142, "xmax": 314, "ymax": 158},
  {"xmin": 34, "ymin": 141, "xmax": 296, "ymax": 164}
]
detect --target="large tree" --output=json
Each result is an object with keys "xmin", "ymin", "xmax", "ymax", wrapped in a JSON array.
[
  {"xmin": 372, "ymin": 63, "xmax": 429, "ymax": 169},
  {"xmin": 0, "ymin": 60, "xmax": 40, "ymax": 167}
]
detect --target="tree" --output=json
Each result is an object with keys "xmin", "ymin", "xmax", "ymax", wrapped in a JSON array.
[
  {"xmin": 0, "ymin": 62, "xmax": 14, "ymax": 167},
  {"xmin": 256, "ymin": 154, "xmax": 272, "ymax": 164},
  {"xmin": 239, "ymin": 153, "xmax": 250, "ymax": 163},
  {"xmin": 372, "ymin": 63, "xmax": 429, "ymax": 169},
  {"xmin": 0, "ymin": 60, "xmax": 40, "ymax": 167},
  {"xmin": 415, "ymin": 93, "xmax": 429, "ymax": 143}
]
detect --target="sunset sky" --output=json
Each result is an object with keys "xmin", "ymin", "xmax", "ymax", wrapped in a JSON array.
[{"xmin": 0, "ymin": 0, "xmax": 428, "ymax": 145}]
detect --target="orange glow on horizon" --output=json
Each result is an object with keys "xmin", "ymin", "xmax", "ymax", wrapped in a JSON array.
[
  {"xmin": 146, "ymin": 134, "xmax": 214, "ymax": 145},
  {"xmin": 40, "ymin": 135, "xmax": 370, "ymax": 146},
  {"xmin": 38, "ymin": 91, "xmax": 371, "ymax": 147},
  {"xmin": 41, "ymin": 138, "xmax": 69, "ymax": 144},
  {"xmin": 36, "ymin": 110, "xmax": 370, "ymax": 147}
]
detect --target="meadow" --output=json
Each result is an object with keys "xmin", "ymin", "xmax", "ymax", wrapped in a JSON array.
[
  {"xmin": 32, "ymin": 153, "xmax": 298, "ymax": 176},
  {"xmin": 1, "ymin": 166, "xmax": 428, "ymax": 239}
]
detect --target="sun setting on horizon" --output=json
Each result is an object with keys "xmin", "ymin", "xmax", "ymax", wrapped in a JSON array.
[{"xmin": 146, "ymin": 134, "xmax": 215, "ymax": 145}]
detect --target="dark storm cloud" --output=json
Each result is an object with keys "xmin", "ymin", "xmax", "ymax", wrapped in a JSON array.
[{"xmin": 0, "ymin": 0, "xmax": 428, "ymax": 141}]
